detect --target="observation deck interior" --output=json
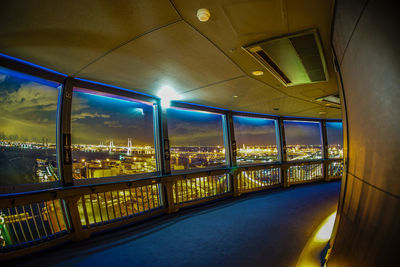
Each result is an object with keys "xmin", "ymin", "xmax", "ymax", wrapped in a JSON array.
[{"xmin": 1, "ymin": 0, "xmax": 399, "ymax": 266}]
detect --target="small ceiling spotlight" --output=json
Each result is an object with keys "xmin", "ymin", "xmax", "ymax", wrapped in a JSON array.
[
  {"xmin": 233, "ymin": 95, "xmax": 239, "ymax": 98},
  {"xmin": 197, "ymin": 8, "xmax": 211, "ymax": 22},
  {"xmin": 157, "ymin": 85, "xmax": 182, "ymax": 108},
  {"xmin": 319, "ymin": 111, "xmax": 327, "ymax": 114},
  {"xmin": 252, "ymin": 70, "xmax": 264, "ymax": 76}
]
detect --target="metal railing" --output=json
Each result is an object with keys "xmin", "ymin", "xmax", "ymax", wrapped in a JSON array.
[
  {"xmin": 0, "ymin": 158, "xmax": 343, "ymax": 260},
  {"xmin": 172, "ymin": 170, "xmax": 230, "ymax": 207},
  {"xmin": 287, "ymin": 161, "xmax": 324, "ymax": 184},
  {"xmin": 327, "ymin": 160, "xmax": 344, "ymax": 179},
  {"xmin": 236, "ymin": 165, "xmax": 281, "ymax": 193}
]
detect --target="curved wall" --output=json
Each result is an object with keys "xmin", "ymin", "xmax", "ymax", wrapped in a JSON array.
[{"xmin": 330, "ymin": 0, "xmax": 400, "ymax": 266}]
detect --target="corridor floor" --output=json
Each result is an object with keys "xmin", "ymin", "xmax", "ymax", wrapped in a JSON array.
[{"xmin": 12, "ymin": 181, "xmax": 341, "ymax": 267}]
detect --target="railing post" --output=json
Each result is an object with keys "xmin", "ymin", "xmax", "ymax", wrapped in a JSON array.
[
  {"xmin": 277, "ymin": 118, "xmax": 289, "ymax": 187},
  {"xmin": 321, "ymin": 121, "xmax": 329, "ymax": 181},
  {"xmin": 164, "ymin": 179, "xmax": 178, "ymax": 213},
  {"xmin": 224, "ymin": 111, "xmax": 239, "ymax": 196},
  {"xmin": 64, "ymin": 196, "xmax": 90, "ymax": 241}
]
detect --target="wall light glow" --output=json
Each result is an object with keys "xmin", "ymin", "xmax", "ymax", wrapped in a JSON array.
[
  {"xmin": 157, "ymin": 85, "xmax": 182, "ymax": 108},
  {"xmin": 296, "ymin": 211, "xmax": 337, "ymax": 267}
]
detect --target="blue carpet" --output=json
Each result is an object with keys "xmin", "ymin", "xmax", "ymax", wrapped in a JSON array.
[{"xmin": 12, "ymin": 181, "xmax": 341, "ymax": 267}]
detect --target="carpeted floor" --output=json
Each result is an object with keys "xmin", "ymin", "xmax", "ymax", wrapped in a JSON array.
[{"xmin": 11, "ymin": 181, "xmax": 341, "ymax": 267}]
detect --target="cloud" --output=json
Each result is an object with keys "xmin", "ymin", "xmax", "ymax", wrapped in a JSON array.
[
  {"xmin": 0, "ymin": 74, "xmax": 7, "ymax": 82},
  {"xmin": 0, "ymin": 82, "xmax": 58, "ymax": 113},
  {"xmin": 132, "ymin": 108, "xmax": 144, "ymax": 116},
  {"xmin": 104, "ymin": 120, "xmax": 122, "ymax": 128},
  {"xmin": 72, "ymin": 112, "xmax": 110, "ymax": 121}
]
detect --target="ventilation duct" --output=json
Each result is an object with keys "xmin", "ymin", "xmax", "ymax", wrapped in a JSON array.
[
  {"xmin": 243, "ymin": 29, "xmax": 328, "ymax": 86},
  {"xmin": 314, "ymin": 93, "xmax": 341, "ymax": 109}
]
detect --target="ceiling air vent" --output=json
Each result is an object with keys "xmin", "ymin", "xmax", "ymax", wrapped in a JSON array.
[
  {"xmin": 243, "ymin": 29, "xmax": 328, "ymax": 86},
  {"xmin": 315, "ymin": 93, "xmax": 341, "ymax": 109}
]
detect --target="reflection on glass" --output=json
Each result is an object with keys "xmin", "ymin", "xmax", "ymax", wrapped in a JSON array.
[
  {"xmin": 284, "ymin": 120, "xmax": 322, "ymax": 161},
  {"xmin": 71, "ymin": 88, "xmax": 156, "ymax": 179},
  {"xmin": 326, "ymin": 122, "xmax": 343, "ymax": 158},
  {"xmin": 0, "ymin": 67, "xmax": 60, "ymax": 186},
  {"xmin": 233, "ymin": 116, "xmax": 278, "ymax": 164},
  {"xmin": 167, "ymin": 108, "xmax": 226, "ymax": 171}
]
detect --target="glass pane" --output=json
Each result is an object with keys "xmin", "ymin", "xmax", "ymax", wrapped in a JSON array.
[
  {"xmin": 326, "ymin": 122, "xmax": 343, "ymax": 158},
  {"xmin": 71, "ymin": 88, "xmax": 156, "ymax": 179},
  {"xmin": 167, "ymin": 108, "xmax": 226, "ymax": 171},
  {"xmin": 0, "ymin": 67, "xmax": 60, "ymax": 186},
  {"xmin": 284, "ymin": 120, "xmax": 322, "ymax": 161},
  {"xmin": 233, "ymin": 116, "xmax": 278, "ymax": 164}
]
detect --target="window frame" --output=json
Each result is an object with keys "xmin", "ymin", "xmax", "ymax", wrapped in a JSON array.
[
  {"xmin": 167, "ymin": 101, "xmax": 230, "ymax": 173},
  {"xmin": 0, "ymin": 55, "xmax": 65, "ymax": 194},
  {"xmin": 231, "ymin": 112, "xmax": 280, "ymax": 166},
  {"xmin": 69, "ymin": 79, "xmax": 161, "ymax": 185}
]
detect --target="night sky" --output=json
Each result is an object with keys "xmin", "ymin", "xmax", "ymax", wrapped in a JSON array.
[
  {"xmin": 71, "ymin": 89, "xmax": 154, "ymax": 146},
  {"xmin": 326, "ymin": 122, "xmax": 343, "ymax": 145},
  {"xmin": 233, "ymin": 116, "xmax": 276, "ymax": 146},
  {"xmin": 167, "ymin": 108, "xmax": 224, "ymax": 146},
  {"xmin": 0, "ymin": 67, "xmax": 59, "ymax": 143},
  {"xmin": 0, "ymin": 67, "xmax": 343, "ymax": 147},
  {"xmin": 284, "ymin": 120, "xmax": 322, "ymax": 145}
]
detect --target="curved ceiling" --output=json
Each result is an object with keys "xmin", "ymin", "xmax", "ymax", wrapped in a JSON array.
[{"xmin": 0, "ymin": 0, "xmax": 340, "ymax": 118}]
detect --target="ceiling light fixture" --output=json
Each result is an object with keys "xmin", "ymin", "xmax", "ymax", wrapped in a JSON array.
[
  {"xmin": 157, "ymin": 85, "xmax": 182, "ymax": 108},
  {"xmin": 252, "ymin": 70, "xmax": 264, "ymax": 76},
  {"xmin": 233, "ymin": 95, "xmax": 238, "ymax": 98},
  {"xmin": 197, "ymin": 8, "xmax": 211, "ymax": 22}
]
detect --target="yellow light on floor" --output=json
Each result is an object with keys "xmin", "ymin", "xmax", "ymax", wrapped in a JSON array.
[
  {"xmin": 315, "ymin": 212, "xmax": 336, "ymax": 242},
  {"xmin": 296, "ymin": 211, "xmax": 337, "ymax": 267}
]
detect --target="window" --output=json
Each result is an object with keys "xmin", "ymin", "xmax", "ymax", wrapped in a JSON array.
[
  {"xmin": 284, "ymin": 120, "xmax": 322, "ymax": 161},
  {"xmin": 0, "ymin": 67, "xmax": 60, "ymax": 186},
  {"xmin": 326, "ymin": 122, "xmax": 343, "ymax": 158},
  {"xmin": 167, "ymin": 107, "xmax": 226, "ymax": 171},
  {"xmin": 71, "ymin": 88, "xmax": 156, "ymax": 180},
  {"xmin": 233, "ymin": 116, "xmax": 278, "ymax": 164}
]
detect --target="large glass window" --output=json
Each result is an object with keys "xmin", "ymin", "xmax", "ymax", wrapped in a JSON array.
[
  {"xmin": 284, "ymin": 120, "xmax": 322, "ymax": 161},
  {"xmin": 326, "ymin": 122, "xmax": 343, "ymax": 158},
  {"xmin": 71, "ymin": 88, "xmax": 156, "ymax": 180},
  {"xmin": 167, "ymin": 107, "xmax": 226, "ymax": 171},
  {"xmin": 0, "ymin": 67, "xmax": 60, "ymax": 186},
  {"xmin": 233, "ymin": 116, "xmax": 278, "ymax": 164}
]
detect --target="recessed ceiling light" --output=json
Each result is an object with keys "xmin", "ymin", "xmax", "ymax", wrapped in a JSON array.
[
  {"xmin": 319, "ymin": 111, "xmax": 327, "ymax": 114},
  {"xmin": 233, "ymin": 95, "xmax": 239, "ymax": 98},
  {"xmin": 197, "ymin": 8, "xmax": 211, "ymax": 22},
  {"xmin": 252, "ymin": 70, "xmax": 264, "ymax": 76},
  {"xmin": 157, "ymin": 85, "xmax": 182, "ymax": 108}
]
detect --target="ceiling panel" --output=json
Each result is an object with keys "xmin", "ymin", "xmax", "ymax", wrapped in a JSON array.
[
  {"xmin": 182, "ymin": 76, "xmax": 285, "ymax": 111},
  {"xmin": 78, "ymin": 21, "xmax": 243, "ymax": 95},
  {"xmin": 290, "ymin": 106, "xmax": 342, "ymax": 119},
  {"xmin": 0, "ymin": 0, "xmax": 340, "ymax": 118},
  {"xmin": 0, "ymin": 0, "xmax": 180, "ymax": 75}
]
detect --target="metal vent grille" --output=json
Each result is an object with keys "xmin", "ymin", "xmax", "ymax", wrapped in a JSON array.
[{"xmin": 243, "ymin": 29, "xmax": 328, "ymax": 86}]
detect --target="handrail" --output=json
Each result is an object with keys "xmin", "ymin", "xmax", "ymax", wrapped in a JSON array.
[
  {"xmin": 0, "ymin": 161, "xmax": 343, "ymax": 203},
  {"xmin": 0, "ymin": 159, "xmax": 343, "ymax": 260}
]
